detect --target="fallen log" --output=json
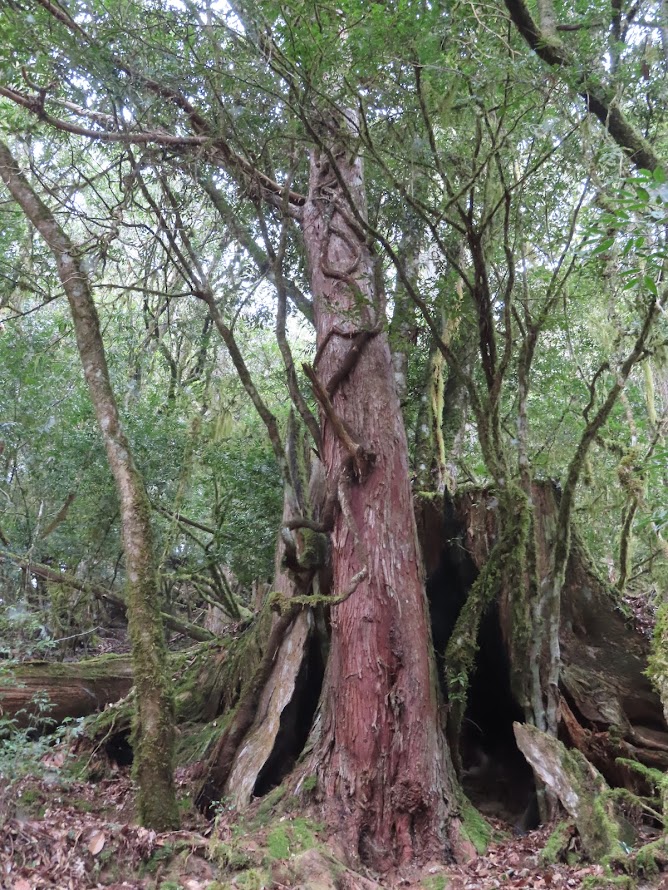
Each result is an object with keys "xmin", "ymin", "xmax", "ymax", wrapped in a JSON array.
[
  {"xmin": 0, "ymin": 654, "xmax": 133, "ymax": 727},
  {"xmin": 0, "ymin": 636, "xmax": 241, "ymax": 732}
]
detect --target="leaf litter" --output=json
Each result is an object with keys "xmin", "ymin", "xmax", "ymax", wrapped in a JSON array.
[{"xmin": 0, "ymin": 767, "xmax": 665, "ymax": 889}]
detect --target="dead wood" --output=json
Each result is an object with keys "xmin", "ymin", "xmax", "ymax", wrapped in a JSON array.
[
  {"xmin": 438, "ymin": 484, "xmax": 668, "ymax": 787},
  {"xmin": 514, "ymin": 722, "xmax": 628, "ymax": 860},
  {"xmin": 0, "ymin": 637, "xmax": 242, "ymax": 737},
  {"xmin": 193, "ymin": 447, "xmax": 328, "ymax": 814},
  {"xmin": 194, "ymin": 606, "xmax": 301, "ymax": 814},
  {"xmin": 224, "ymin": 610, "xmax": 313, "ymax": 809},
  {"xmin": 0, "ymin": 655, "xmax": 134, "ymax": 727}
]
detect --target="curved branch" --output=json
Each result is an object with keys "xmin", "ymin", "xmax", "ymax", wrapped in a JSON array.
[{"xmin": 503, "ymin": 0, "xmax": 660, "ymax": 171}]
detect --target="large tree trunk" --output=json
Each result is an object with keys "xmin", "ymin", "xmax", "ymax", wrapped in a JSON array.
[
  {"xmin": 0, "ymin": 141, "xmax": 179, "ymax": 831},
  {"xmin": 302, "ymin": 129, "xmax": 464, "ymax": 870}
]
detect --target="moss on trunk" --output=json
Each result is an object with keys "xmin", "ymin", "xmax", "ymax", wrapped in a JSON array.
[{"xmin": 0, "ymin": 140, "xmax": 179, "ymax": 831}]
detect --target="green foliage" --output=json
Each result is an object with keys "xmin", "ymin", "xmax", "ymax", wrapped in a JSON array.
[
  {"xmin": 421, "ymin": 877, "xmax": 448, "ymax": 890},
  {"xmin": 0, "ymin": 0, "xmax": 665, "ymax": 626},
  {"xmin": 0, "ymin": 603, "xmax": 53, "ymax": 660},
  {"xmin": 0, "ymin": 2, "xmax": 667, "ymax": 865},
  {"xmin": 0, "ymin": 681, "xmax": 84, "ymax": 788}
]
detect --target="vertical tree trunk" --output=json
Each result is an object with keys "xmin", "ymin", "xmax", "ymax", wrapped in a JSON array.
[
  {"xmin": 388, "ymin": 232, "xmax": 421, "ymax": 403},
  {"xmin": 302, "ymin": 133, "xmax": 463, "ymax": 869},
  {"xmin": 414, "ymin": 328, "xmax": 449, "ymax": 495},
  {"xmin": 0, "ymin": 141, "xmax": 179, "ymax": 831}
]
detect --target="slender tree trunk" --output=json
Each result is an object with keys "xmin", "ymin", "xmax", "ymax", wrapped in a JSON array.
[
  {"xmin": 0, "ymin": 140, "xmax": 179, "ymax": 831},
  {"xmin": 414, "ymin": 277, "xmax": 470, "ymax": 496},
  {"xmin": 302, "ymin": 132, "xmax": 464, "ymax": 869},
  {"xmin": 414, "ymin": 325, "xmax": 448, "ymax": 495},
  {"xmin": 388, "ymin": 231, "xmax": 421, "ymax": 403}
]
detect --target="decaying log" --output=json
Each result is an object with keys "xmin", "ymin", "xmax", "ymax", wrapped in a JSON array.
[
  {"xmin": 0, "ymin": 655, "xmax": 133, "ymax": 727},
  {"xmin": 0, "ymin": 639, "xmax": 237, "ymax": 734},
  {"xmin": 427, "ymin": 484, "xmax": 668, "ymax": 787},
  {"xmin": 514, "ymin": 722, "xmax": 629, "ymax": 860}
]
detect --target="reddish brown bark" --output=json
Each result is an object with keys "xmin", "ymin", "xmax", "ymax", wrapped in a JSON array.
[{"xmin": 302, "ymin": 135, "xmax": 461, "ymax": 869}]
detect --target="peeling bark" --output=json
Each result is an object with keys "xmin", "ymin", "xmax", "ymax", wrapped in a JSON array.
[
  {"xmin": 302, "ymin": 129, "xmax": 461, "ymax": 869},
  {"xmin": 224, "ymin": 610, "xmax": 313, "ymax": 809}
]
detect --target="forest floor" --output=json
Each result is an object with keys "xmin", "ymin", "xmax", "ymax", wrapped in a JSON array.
[
  {"xmin": 0, "ymin": 583, "xmax": 663, "ymax": 890},
  {"xmin": 1, "ymin": 757, "xmax": 664, "ymax": 890}
]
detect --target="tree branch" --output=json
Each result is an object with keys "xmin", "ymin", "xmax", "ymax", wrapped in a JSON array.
[{"xmin": 503, "ymin": 0, "xmax": 660, "ymax": 171}]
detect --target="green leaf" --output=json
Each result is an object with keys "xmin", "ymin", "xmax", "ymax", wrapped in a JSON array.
[
  {"xmin": 643, "ymin": 275, "xmax": 658, "ymax": 296},
  {"xmin": 591, "ymin": 237, "xmax": 614, "ymax": 255}
]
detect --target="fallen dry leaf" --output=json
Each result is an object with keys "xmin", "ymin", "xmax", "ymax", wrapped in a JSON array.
[{"xmin": 87, "ymin": 829, "xmax": 106, "ymax": 855}]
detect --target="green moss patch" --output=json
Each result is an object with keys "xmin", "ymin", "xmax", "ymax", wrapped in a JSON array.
[
  {"xmin": 422, "ymin": 875, "xmax": 449, "ymax": 890},
  {"xmin": 460, "ymin": 798, "xmax": 492, "ymax": 855},
  {"xmin": 540, "ymin": 822, "xmax": 574, "ymax": 864}
]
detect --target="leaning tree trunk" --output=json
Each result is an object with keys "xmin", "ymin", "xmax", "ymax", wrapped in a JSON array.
[
  {"xmin": 301, "ymin": 128, "xmax": 465, "ymax": 870},
  {"xmin": 0, "ymin": 141, "xmax": 179, "ymax": 831},
  {"xmin": 193, "ymin": 421, "xmax": 322, "ymax": 812}
]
